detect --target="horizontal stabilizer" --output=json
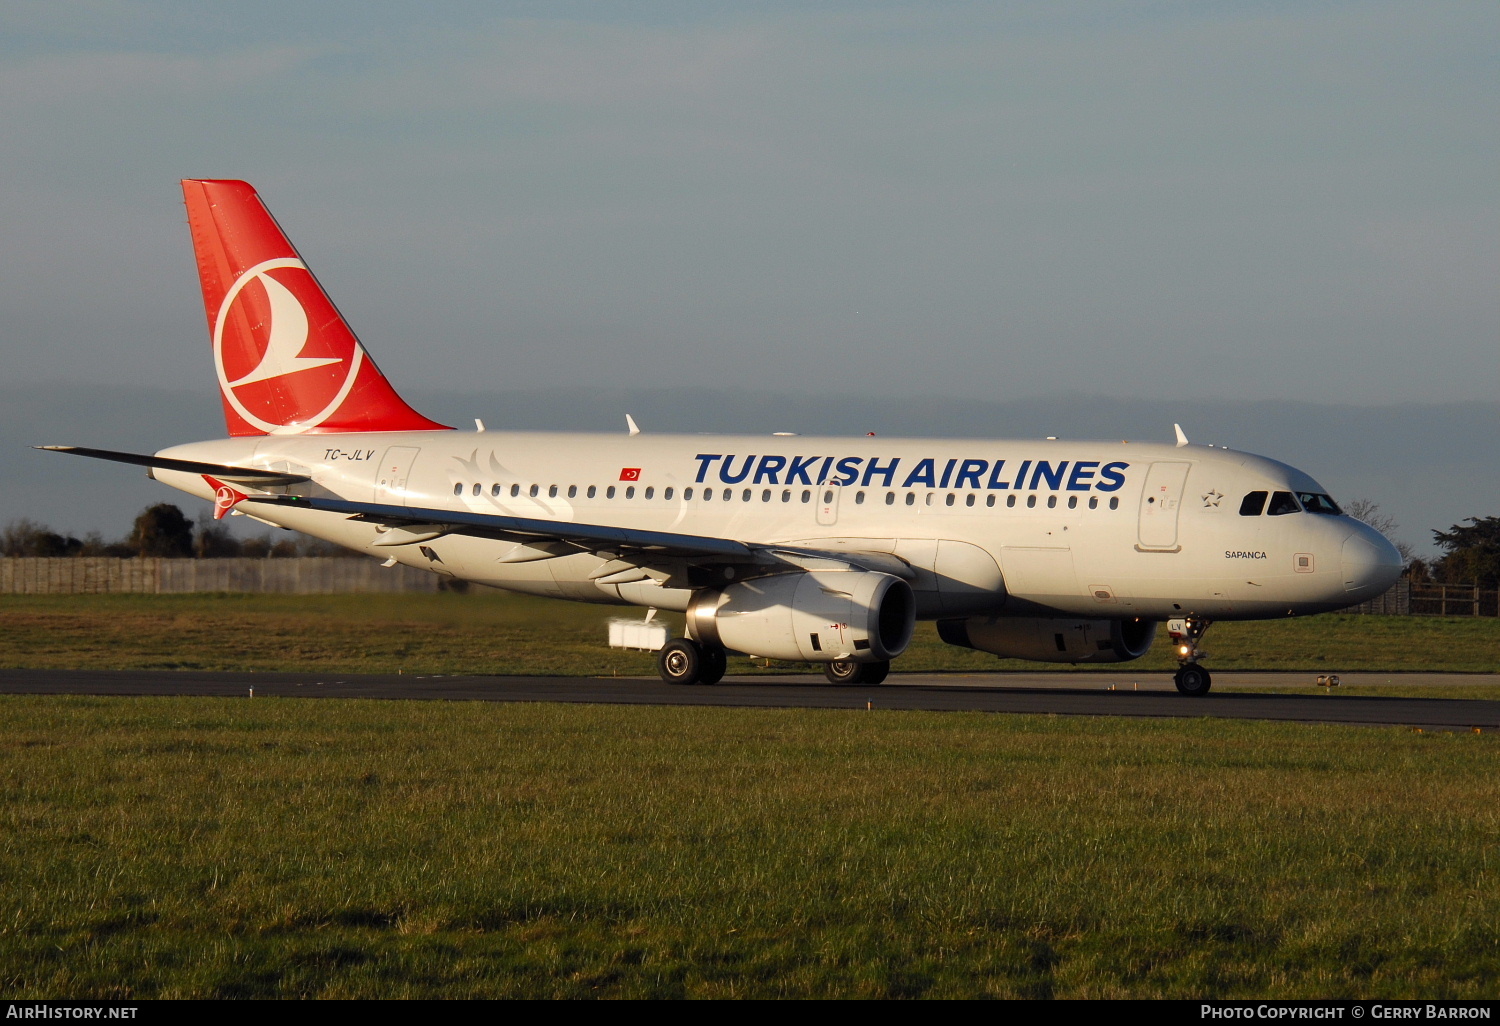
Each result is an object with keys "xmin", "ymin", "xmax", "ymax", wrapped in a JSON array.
[{"xmin": 36, "ymin": 446, "xmax": 309, "ymax": 484}]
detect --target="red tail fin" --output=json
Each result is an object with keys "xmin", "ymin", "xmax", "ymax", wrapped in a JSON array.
[{"xmin": 181, "ymin": 179, "xmax": 450, "ymax": 436}]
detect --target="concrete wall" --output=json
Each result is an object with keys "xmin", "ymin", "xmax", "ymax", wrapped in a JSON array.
[{"xmin": 0, "ymin": 558, "xmax": 440, "ymax": 594}]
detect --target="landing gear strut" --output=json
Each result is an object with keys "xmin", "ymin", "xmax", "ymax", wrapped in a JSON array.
[
  {"xmin": 823, "ymin": 660, "xmax": 890, "ymax": 685},
  {"xmin": 1167, "ymin": 617, "xmax": 1213, "ymax": 696},
  {"xmin": 656, "ymin": 638, "xmax": 727, "ymax": 686}
]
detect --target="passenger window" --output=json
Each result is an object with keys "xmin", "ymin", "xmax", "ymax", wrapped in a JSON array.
[
  {"xmin": 855, "ymin": 491, "xmax": 865, "ymax": 504},
  {"xmin": 1027, "ymin": 495, "xmax": 1037, "ymax": 508},
  {"xmin": 703, "ymin": 488, "xmax": 712, "ymax": 501},
  {"xmin": 1267, "ymin": 491, "xmax": 1300, "ymax": 516},
  {"xmin": 782, "ymin": 489, "xmax": 791, "ymax": 503},
  {"xmin": 1088, "ymin": 496, "xmax": 1098, "ymax": 510},
  {"xmin": 548, "ymin": 485, "xmax": 558, "ymax": 498},
  {"xmin": 966, "ymin": 494, "xmax": 975, "ymax": 507},
  {"xmin": 568, "ymin": 485, "xmax": 577, "ymax": 498},
  {"xmin": 802, "ymin": 490, "xmax": 811, "ymax": 503},
  {"xmin": 906, "ymin": 493, "xmax": 915, "ymax": 506},
  {"xmin": 1108, "ymin": 497, "xmax": 1119, "ymax": 510},
  {"xmin": 607, "ymin": 486, "xmax": 616, "ymax": 499},
  {"xmin": 664, "ymin": 487, "xmax": 673, "ymax": 500},
  {"xmin": 1239, "ymin": 491, "xmax": 1268, "ymax": 516},
  {"xmin": 627, "ymin": 486, "xmax": 636, "ymax": 499},
  {"xmin": 473, "ymin": 484, "xmax": 481, "ymax": 496},
  {"xmin": 510, "ymin": 484, "xmax": 521, "ymax": 497},
  {"xmin": 742, "ymin": 489, "xmax": 751, "ymax": 502},
  {"xmin": 1007, "ymin": 495, "xmax": 1017, "ymax": 508},
  {"xmin": 454, "ymin": 483, "xmax": 464, "ymax": 496},
  {"xmin": 644, "ymin": 486, "xmax": 654, "ymax": 499},
  {"xmin": 587, "ymin": 485, "xmax": 597, "ymax": 499},
  {"xmin": 945, "ymin": 494, "xmax": 955, "ymax": 506},
  {"xmin": 986, "ymin": 495, "xmax": 995, "ymax": 507},
  {"xmin": 683, "ymin": 487, "xmax": 692, "ymax": 500},
  {"xmin": 1047, "ymin": 495, "xmax": 1057, "ymax": 508},
  {"xmin": 491, "ymin": 484, "xmax": 501, "ymax": 497},
  {"xmin": 886, "ymin": 493, "xmax": 896, "ymax": 506},
  {"xmin": 529, "ymin": 484, "xmax": 539, "ymax": 498},
  {"xmin": 762, "ymin": 489, "xmax": 771, "ymax": 502},
  {"xmin": 723, "ymin": 489, "xmax": 732, "ymax": 501},
  {"xmin": 925, "ymin": 493, "xmax": 934, "ymax": 506},
  {"xmin": 1067, "ymin": 496, "xmax": 1077, "ymax": 509}
]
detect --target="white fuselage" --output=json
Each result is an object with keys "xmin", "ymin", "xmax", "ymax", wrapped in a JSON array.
[{"xmin": 153, "ymin": 430, "xmax": 1401, "ymax": 622}]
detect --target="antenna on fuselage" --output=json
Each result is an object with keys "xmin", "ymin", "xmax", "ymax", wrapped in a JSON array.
[
  {"xmin": 626, "ymin": 414, "xmax": 641, "ymax": 437},
  {"xmin": 1173, "ymin": 423, "xmax": 1190, "ymax": 447}
]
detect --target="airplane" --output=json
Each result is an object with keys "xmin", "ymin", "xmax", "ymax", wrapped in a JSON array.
[{"xmin": 40, "ymin": 179, "xmax": 1404, "ymax": 694}]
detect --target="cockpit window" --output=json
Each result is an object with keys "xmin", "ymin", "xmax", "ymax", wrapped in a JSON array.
[
  {"xmin": 1239, "ymin": 491, "xmax": 1268, "ymax": 516},
  {"xmin": 1297, "ymin": 492, "xmax": 1342, "ymax": 515},
  {"xmin": 1266, "ymin": 491, "xmax": 1301, "ymax": 516}
]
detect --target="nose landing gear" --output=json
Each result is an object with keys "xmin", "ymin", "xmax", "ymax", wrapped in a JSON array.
[{"xmin": 1167, "ymin": 617, "xmax": 1213, "ymax": 695}]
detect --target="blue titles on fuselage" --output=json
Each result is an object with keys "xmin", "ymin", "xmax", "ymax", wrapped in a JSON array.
[{"xmin": 692, "ymin": 454, "xmax": 1128, "ymax": 491}]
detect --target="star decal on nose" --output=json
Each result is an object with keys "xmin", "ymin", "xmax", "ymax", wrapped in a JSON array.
[{"xmin": 1202, "ymin": 489, "xmax": 1224, "ymax": 507}]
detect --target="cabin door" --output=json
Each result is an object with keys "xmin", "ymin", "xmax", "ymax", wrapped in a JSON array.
[
  {"xmin": 1136, "ymin": 461, "xmax": 1191, "ymax": 551},
  {"xmin": 376, "ymin": 446, "xmax": 421, "ymax": 506}
]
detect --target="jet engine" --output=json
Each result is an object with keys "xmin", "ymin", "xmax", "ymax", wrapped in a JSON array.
[
  {"xmin": 687, "ymin": 570, "xmax": 916, "ymax": 664},
  {"xmin": 937, "ymin": 616, "xmax": 1157, "ymax": 664}
]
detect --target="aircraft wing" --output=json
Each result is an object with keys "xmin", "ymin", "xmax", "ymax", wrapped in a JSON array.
[
  {"xmin": 251, "ymin": 494, "xmax": 915, "ymax": 583},
  {"xmin": 253, "ymin": 493, "xmax": 756, "ymax": 559},
  {"xmin": 36, "ymin": 446, "xmax": 310, "ymax": 485}
]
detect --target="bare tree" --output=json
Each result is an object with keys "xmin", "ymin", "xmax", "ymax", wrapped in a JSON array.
[{"xmin": 1344, "ymin": 498, "xmax": 1413, "ymax": 566}]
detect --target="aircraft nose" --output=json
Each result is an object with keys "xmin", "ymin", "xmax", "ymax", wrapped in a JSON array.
[{"xmin": 1341, "ymin": 524, "xmax": 1403, "ymax": 600}]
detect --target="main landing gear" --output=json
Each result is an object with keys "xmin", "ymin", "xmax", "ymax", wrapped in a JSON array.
[
  {"xmin": 823, "ymin": 660, "xmax": 890, "ymax": 685},
  {"xmin": 1167, "ymin": 617, "xmax": 1214, "ymax": 696},
  {"xmin": 655, "ymin": 641, "xmax": 892, "ymax": 687},
  {"xmin": 656, "ymin": 638, "xmax": 726, "ymax": 686}
]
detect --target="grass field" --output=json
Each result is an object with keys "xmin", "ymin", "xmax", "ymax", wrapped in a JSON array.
[
  {"xmin": 2, "ymin": 592, "xmax": 1498, "ymax": 676},
  {"xmin": 0, "ymin": 696, "xmax": 1496, "ymax": 999}
]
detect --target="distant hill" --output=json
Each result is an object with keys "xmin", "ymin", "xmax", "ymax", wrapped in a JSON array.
[{"xmin": 4, "ymin": 383, "xmax": 1493, "ymax": 558}]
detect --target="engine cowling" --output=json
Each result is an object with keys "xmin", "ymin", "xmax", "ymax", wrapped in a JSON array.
[
  {"xmin": 688, "ymin": 570, "xmax": 916, "ymax": 664},
  {"xmin": 937, "ymin": 616, "xmax": 1157, "ymax": 664}
]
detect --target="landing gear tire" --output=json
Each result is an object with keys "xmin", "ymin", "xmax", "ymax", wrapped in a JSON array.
[
  {"xmin": 658, "ymin": 638, "xmax": 706, "ymax": 685},
  {"xmin": 1174, "ymin": 663, "xmax": 1212, "ymax": 696},
  {"xmin": 823, "ymin": 660, "xmax": 890, "ymax": 685},
  {"xmin": 699, "ymin": 646, "xmax": 727, "ymax": 685}
]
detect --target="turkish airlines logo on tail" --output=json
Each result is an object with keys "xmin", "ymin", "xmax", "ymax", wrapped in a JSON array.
[{"xmin": 213, "ymin": 258, "xmax": 365, "ymax": 434}]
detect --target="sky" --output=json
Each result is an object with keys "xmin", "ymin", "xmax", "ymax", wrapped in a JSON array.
[{"xmin": 1, "ymin": 1, "xmax": 1495, "ymax": 405}]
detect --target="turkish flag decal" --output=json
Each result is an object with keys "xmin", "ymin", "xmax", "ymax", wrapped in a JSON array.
[{"xmin": 619, "ymin": 468, "xmax": 641, "ymax": 481}]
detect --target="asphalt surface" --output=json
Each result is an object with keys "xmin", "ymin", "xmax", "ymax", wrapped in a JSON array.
[{"xmin": 1, "ymin": 668, "xmax": 1497, "ymax": 730}]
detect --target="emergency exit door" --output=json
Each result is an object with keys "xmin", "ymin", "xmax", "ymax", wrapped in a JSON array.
[{"xmin": 816, "ymin": 484, "xmax": 841, "ymax": 526}]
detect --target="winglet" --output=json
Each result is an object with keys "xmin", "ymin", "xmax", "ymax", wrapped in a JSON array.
[
  {"xmin": 626, "ymin": 414, "xmax": 641, "ymax": 437},
  {"xmin": 1173, "ymin": 423, "xmax": 1190, "ymax": 447},
  {"xmin": 202, "ymin": 475, "xmax": 249, "ymax": 520}
]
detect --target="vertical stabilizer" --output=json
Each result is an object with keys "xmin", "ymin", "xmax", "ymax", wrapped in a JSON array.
[{"xmin": 181, "ymin": 179, "xmax": 450, "ymax": 436}]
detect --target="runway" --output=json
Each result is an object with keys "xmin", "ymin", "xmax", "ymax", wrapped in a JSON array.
[{"xmin": 1, "ymin": 668, "xmax": 1496, "ymax": 730}]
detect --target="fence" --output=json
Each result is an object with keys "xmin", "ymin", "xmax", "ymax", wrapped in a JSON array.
[
  {"xmin": 1348, "ymin": 579, "xmax": 1497, "ymax": 617},
  {"xmin": 0, "ymin": 557, "xmax": 440, "ymax": 595}
]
